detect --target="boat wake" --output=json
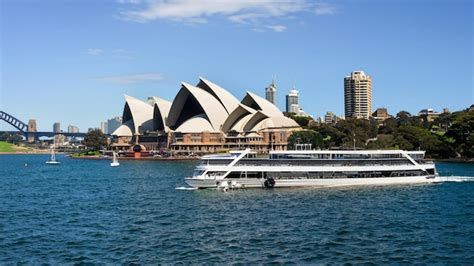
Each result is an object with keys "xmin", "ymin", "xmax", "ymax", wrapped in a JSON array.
[
  {"xmin": 433, "ymin": 176, "xmax": 474, "ymax": 183},
  {"xmin": 175, "ymin": 186, "xmax": 198, "ymax": 190}
]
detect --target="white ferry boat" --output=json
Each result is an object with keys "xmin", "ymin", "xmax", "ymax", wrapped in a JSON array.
[{"xmin": 185, "ymin": 149, "xmax": 438, "ymax": 189}]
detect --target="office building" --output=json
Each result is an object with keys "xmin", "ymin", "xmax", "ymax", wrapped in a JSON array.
[
  {"xmin": 344, "ymin": 71, "xmax": 372, "ymax": 119},
  {"xmin": 418, "ymin": 108, "xmax": 441, "ymax": 122},
  {"xmin": 107, "ymin": 116, "xmax": 122, "ymax": 135},
  {"xmin": 68, "ymin": 125, "xmax": 79, "ymax": 133},
  {"xmin": 265, "ymin": 80, "xmax": 276, "ymax": 105},
  {"xmin": 53, "ymin": 122, "xmax": 61, "ymax": 133},
  {"xmin": 286, "ymin": 89, "xmax": 299, "ymax": 114},
  {"xmin": 372, "ymin": 108, "xmax": 390, "ymax": 126},
  {"xmin": 100, "ymin": 122, "xmax": 108, "ymax": 134},
  {"xmin": 324, "ymin": 112, "xmax": 336, "ymax": 124}
]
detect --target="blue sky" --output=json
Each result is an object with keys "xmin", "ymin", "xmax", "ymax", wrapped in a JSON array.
[{"xmin": 0, "ymin": 0, "xmax": 472, "ymax": 131}]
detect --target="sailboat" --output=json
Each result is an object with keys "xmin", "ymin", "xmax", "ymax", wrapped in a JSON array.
[
  {"xmin": 45, "ymin": 147, "xmax": 60, "ymax": 165},
  {"xmin": 110, "ymin": 151, "xmax": 120, "ymax": 167}
]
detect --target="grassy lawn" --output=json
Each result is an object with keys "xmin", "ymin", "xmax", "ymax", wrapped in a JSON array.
[
  {"xmin": 0, "ymin": 141, "xmax": 16, "ymax": 152},
  {"xmin": 71, "ymin": 150, "xmax": 101, "ymax": 157},
  {"xmin": 0, "ymin": 141, "xmax": 33, "ymax": 153}
]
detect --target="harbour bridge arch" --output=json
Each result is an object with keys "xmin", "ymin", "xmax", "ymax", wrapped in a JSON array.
[{"xmin": 0, "ymin": 111, "xmax": 28, "ymax": 133}]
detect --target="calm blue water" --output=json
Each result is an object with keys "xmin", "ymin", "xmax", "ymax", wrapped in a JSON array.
[{"xmin": 1, "ymin": 155, "xmax": 473, "ymax": 264}]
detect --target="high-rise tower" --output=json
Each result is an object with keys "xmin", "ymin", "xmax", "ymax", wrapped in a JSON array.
[
  {"xmin": 53, "ymin": 122, "xmax": 61, "ymax": 133},
  {"xmin": 265, "ymin": 80, "xmax": 276, "ymax": 104},
  {"xmin": 344, "ymin": 71, "xmax": 372, "ymax": 119},
  {"xmin": 286, "ymin": 89, "xmax": 299, "ymax": 114}
]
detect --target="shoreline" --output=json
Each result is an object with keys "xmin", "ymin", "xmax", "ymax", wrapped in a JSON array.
[
  {"xmin": 69, "ymin": 155, "xmax": 199, "ymax": 161},
  {"xmin": 0, "ymin": 151, "xmax": 52, "ymax": 155},
  {"xmin": 1, "ymin": 152, "xmax": 472, "ymax": 163},
  {"xmin": 434, "ymin": 158, "xmax": 474, "ymax": 164}
]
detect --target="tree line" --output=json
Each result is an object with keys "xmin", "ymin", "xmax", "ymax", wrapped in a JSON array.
[{"xmin": 288, "ymin": 105, "xmax": 474, "ymax": 159}]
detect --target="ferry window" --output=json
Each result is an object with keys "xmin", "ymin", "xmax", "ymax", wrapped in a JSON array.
[
  {"xmin": 227, "ymin": 172, "xmax": 241, "ymax": 179},
  {"xmin": 243, "ymin": 172, "xmax": 259, "ymax": 178}
]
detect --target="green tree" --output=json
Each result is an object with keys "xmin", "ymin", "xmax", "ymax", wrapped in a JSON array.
[
  {"xmin": 392, "ymin": 135, "xmax": 414, "ymax": 150},
  {"xmin": 379, "ymin": 117, "xmax": 397, "ymax": 134},
  {"xmin": 335, "ymin": 118, "xmax": 377, "ymax": 149},
  {"xmin": 286, "ymin": 112, "xmax": 312, "ymax": 128},
  {"xmin": 394, "ymin": 125, "xmax": 444, "ymax": 157},
  {"xmin": 293, "ymin": 116, "xmax": 312, "ymax": 128},
  {"xmin": 308, "ymin": 123, "xmax": 345, "ymax": 148},
  {"xmin": 445, "ymin": 110, "xmax": 474, "ymax": 157},
  {"xmin": 83, "ymin": 129, "xmax": 107, "ymax": 151},
  {"xmin": 367, "ymin": 134, "xmax": 394, "ymax": 149},
  {"xmin": 396, "ymin": 111, "xmax": 423, "ymax": 127},
  {"xmin": 0, "ymin": 132, "xmax": 23, "ymax": 144},
  {"xmin": 288, "ymin": 130, "xmax": 324, "ymax": 150}
]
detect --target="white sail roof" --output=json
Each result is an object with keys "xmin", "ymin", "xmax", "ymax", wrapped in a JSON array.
[
  {"xmin": 241, "ymin": 91, "xmax": 283, "ymax": 117},
  {"xmin": 222, "ymin": 103, "xmax": 256, "ymax": 132},
  {"xmin": 113, "ymin": 78, "xmax": 301, "ymax": 138},
  {"xmin": 247, "ymin": 116, "xmax": 300, "ymax": 132},
  {"xmin": 175, "ymin": 114, "xmax": 216, "ymax": 133},
  {"xmin": 197, "ymin": 77, "xmax": 240, "ymax": 115},
  {"xmin": 112, "ymin": 120, "xmax": 133, "ymax": 137},
  {"xmin": 151, "ymin": 96, "xmax": 172, "ymax": 132},
  {"xmin": 167, "ymin": 82, "xmax": 228, "ymax": 132},
  {"xmin": 243, "ymin": 111, "xmax": 269, "ymax": 132},
  {"xmin": 119, "ymin": 95, "xmax": 154, "ymax": 135}
]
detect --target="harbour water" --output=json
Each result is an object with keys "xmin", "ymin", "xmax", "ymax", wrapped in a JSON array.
[{"xmin": 1, "ymin": 155, "xmax": 473, "ymax": 263}]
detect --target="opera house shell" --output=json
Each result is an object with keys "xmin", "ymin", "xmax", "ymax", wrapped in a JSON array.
[{"xmin": 112, "ymin": 77, "xmax": 300, "ymax": 153}]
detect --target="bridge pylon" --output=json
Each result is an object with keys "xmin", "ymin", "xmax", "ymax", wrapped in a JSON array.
[{"xmin": 27, "ymin": 119, "xmax": 37, "ymax": 143}]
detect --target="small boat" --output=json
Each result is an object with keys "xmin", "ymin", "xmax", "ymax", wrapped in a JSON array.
[
  {"xmin": 45, "ymin": 148, "xmax": 60, "ymax": 165},
  {"xmin": 110, "ymin": 152, "xmax": 120, "ymax": 167}
]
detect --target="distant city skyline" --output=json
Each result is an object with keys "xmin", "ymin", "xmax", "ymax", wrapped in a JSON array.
[{"xmin": 0, "ymin": 0, "xmax": 472, "ymax": 131}]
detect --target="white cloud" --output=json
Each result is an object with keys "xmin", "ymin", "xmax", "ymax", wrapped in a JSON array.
[
  {"xmin": 112, "ymin": 48, "xmax": 127, "ymax": 54},
  {"xmin": 94, "ymin": 72, "xmax": 164, "ymax": 84},
  {"xmin": 314, "ymin": 3, "xmax": 337, "ymax": 15},
  {"xmin": 117, "ymin": 0, "xmax": 142, "ymax": 4},
  {"xmin": 119, "ymin": 0, "xmax": 337, "ymax": 28},
  {"xmin": 87, "ymin": 48, "xmax": 103, "ymax": 56},
  {"xmin": 266, "ymin": 25, "xmax": 287, "ymax": 32}
]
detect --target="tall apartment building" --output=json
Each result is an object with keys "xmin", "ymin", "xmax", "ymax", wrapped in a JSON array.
[
  {"xmin": 265, "ymin": 80, "xmax": 276, "ymax": 104},
  {"xmin": 324, "ymin": 111, "xmax": 336, "ymax": 124},
  {"xmin": 100, "ymin": 121, "xmax": 108, "ymax": 134},
  {"xmin": 344, "ymin": 71, "xmax": 372, "ymax": 119},
  {"xmin": 107, "ymin": 116, "xmax": 122, "ymax": 134},
  {"xmin": 53, "ymin": 122, "xmax": 61, "ymax": 133},
  {"xmin": 286, "ymin": 89, "xmax": 299, "ymax": 114},
  {"xmin": 68, "ymin": 125, "xmax": 79, "ymax": 133}
]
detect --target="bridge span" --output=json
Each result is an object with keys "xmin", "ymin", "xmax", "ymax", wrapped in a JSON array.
[
  {"xmin": 0, "ymin": 110, "xmax": 93, "ymax": 141},
  {"xmin": 0, "ymin": 130, "xmax": 87, "ymax": 138}
]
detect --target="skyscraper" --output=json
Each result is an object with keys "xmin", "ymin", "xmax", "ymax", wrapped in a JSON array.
[
  {"xmin": 68, "ymin": 125, "xmax": 79, "ymax": 133},
  {"xmin": 265, "ymin": 80, "xmax": 276, "ymax": 104},
  {"xmin": 286, "ymin": 89, "xmax": 299, "ymax": 113},
  {"xmin": 100, "ymin": 121, "xmax": 108, "ymax": 134},
  {"xmin": 344, "ymin": 71, "xmax": 372, "ymax": 119},
  {"xmin": 53, "ymin": 122, "xmax": 61, "ymax": 133},
  {"xmin": 107, "ymin": 116, "xmax": 122, "ymax": 134}
]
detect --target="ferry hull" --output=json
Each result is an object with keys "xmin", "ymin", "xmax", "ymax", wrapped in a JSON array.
[{"xmin": 185, "ymin": 175, "xmax": 435, "ymax": 189}]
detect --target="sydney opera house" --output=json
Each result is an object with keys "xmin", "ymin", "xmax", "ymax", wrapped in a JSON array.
[{"xmin": 111, "ymin": 77, "xmax": 301, "ymax": 154}]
